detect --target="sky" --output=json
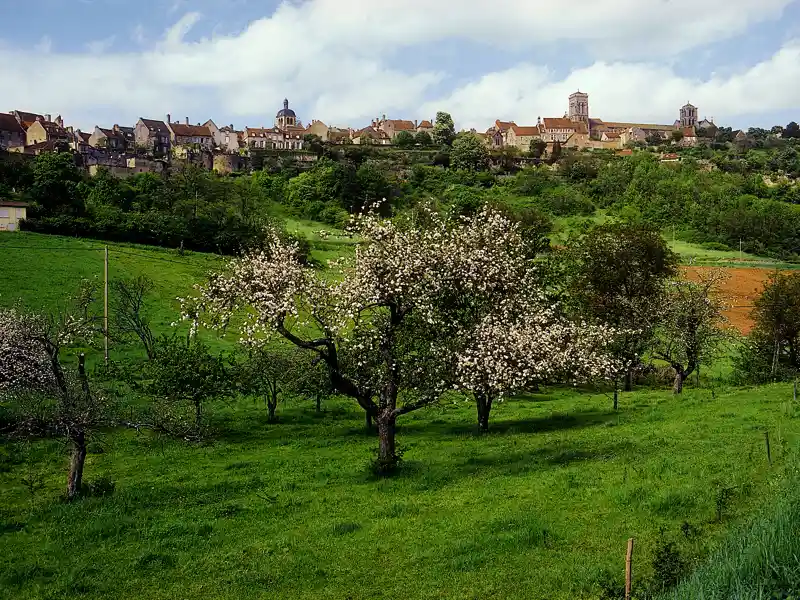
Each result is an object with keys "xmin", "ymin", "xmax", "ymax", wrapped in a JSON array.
[{"xmin": 1, "ymin": 0, "xmax": 799, "ymax": 132}]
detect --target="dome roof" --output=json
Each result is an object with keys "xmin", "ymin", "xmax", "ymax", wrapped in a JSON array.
[{"xmin": 277, "ymin": 98, "xmax": 296, "ymax": 118}]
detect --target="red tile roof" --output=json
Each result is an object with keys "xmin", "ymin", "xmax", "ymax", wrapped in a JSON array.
[
  {"xmin": 0, "ymin": 200, "xmax": 30, "ymax": 207},
  {"xmin": 418, "ymin": 120, "xmax": 433, "ymax": 128},
  {"xmin": 511, "ymin": 125, "xmax": 541, "ymax": 136},
  {"xmin": 495, "ymin": 120, "xmax": 516, "ymax": 132},
  {"xmin": 170, "ymin": 123, "xmax": 212, "ymax": 137},
  {"xmin": 381, "ymin": 119, "xmax": 415, "ymax": 131},
  {"xmin": 542, "ymin": 118, "xmax": 578, "ymax": 130}
]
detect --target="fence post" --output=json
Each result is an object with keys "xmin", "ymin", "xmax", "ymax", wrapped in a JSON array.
[{"xmin": 625, "ymin": 537, "xmax": 634, "ymax": 600}]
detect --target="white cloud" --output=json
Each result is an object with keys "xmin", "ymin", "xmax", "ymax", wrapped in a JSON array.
[
  {"xmin": 425, "ymin": 41, "xmax": 800, "ymax": 130},
  {"xmin": 85, "ymin": 36, "xmax": 116, "ymax": 54},
  {"xmin": 0, "ymin": 0, "xmax": 797, "ymax": 130}
]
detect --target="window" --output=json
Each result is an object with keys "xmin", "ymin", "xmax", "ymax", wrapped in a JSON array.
[{"xmin": 0, "ymin": 208, "xmax": 9, "ymax": 218}]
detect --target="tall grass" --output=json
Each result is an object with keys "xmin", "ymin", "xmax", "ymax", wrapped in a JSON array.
[{"xmin": 658, "ymin": 470, "xmax": 800, "ymax": 600}]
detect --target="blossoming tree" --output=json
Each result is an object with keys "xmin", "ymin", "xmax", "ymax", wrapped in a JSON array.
[
  {"xmin": 184, "ymin": 207, "xmax": 617, "ymax": 466},
  {"xmin": 0, "ymin": 287, "xmax": 110, "ymax": 499}
]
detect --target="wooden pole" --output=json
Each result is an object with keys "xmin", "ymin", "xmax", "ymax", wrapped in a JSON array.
[
  {"xmin": 765, "ymin": 431, "xmax": 772, "ymax": 467},
  {"xmin": 104, "ymin": 246, "xmax": 109, "ymax": 364},
  {"xmin": 625, "ymin": 537, "xmax": 634, "ymax": 600}
]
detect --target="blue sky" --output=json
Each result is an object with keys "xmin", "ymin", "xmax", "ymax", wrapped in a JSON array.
[{"xmin": 1, "ymin": 0, "xmax": 799, "ymax": 132}]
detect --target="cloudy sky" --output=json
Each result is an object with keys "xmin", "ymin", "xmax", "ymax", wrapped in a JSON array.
[{"xmin": 2, "ymin": 0, "xmax": 800, "ymax": 132}]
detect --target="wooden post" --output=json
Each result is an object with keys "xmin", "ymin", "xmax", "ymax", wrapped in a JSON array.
[
  {"xmin": 104, "ymin": 246, "xmax": 109, "ymax": 364},
  {"xmin": 765, "ymin": 431, "xmax": 772, "ymax": 467},
  {"xmin": 78, "ymin": 352, "xmax": 86, "ymax": 375},
  {"xmin": 625, "ymin": 537, "xmax": 634, "ymax": 600}
]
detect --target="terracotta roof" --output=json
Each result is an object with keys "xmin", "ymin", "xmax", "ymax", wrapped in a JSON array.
[
  {"xmin": 510, "ymin": 125, "xmax": 542, "ymax": 136},
  {"xmin": 170, "ymin": 123, "xmax": 212, "ymax": 137},
  {"xmin": 140, "ymin": 118, "xmax": 169, "ymax": 133},
  {"xmin": 681, "ymin": 126, "xmax": 697, "ymax": 137},
  {"xmin": 418, "ymin": 120, "xmax": 433, "ymax": 128},
  {"xmin": 661, "ymin": 153, "xmax": 680, "ymax": 159},
  {"xmin": 0, "ymin": 113, "xmax": 24, "ymax": 134},
  {"xmin": 602, "ymin": 132, "xmax": 621, "ymax": 139},
  {"xmin": 385, "ymin": 119, "xmax": 415, "ymax": 131},
  {"xmin": 0, "ymin": 200, "xmax": 30, "ymax": 207},
  {"xmin": 78, "ymin": 131, "xmax": 91, "ymax": 143},
  {"xmin": 542, "ymin": 118, "xmax": 578, "ymax": 130},
  {"xmin": 356, "ymin": 126, "xmax": 389, "ymax": 138},
  {"xmin": 617, "ymin": 149, "xmax": 633, "ymax": 156},
  {"xmin": 495, "ymin": 120, "xmax": 516, "ymax": 132}
]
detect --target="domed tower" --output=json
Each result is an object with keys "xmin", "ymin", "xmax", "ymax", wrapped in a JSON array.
[
  {"xmin": 568, "ymin": 90, "xmax": 589, "ymax": 125},
  {"xmin": 276, "ymin": 98, "xmax": 297, "ymax": 129},
  {"xmin": 680, "ymin": 102, "xmax": 698, "ymax": 128}
]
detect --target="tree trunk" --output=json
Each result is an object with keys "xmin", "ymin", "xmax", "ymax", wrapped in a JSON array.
[
  {"xmin": 315, "ymin": 395, "xmax": 321, "ymax": 413},
  {"xmin": 475, "ymin": 392, "xmax": 493, "ymax": 433},
  {"xmin": 194, "ymin": 399, "xmax": 202, "ymax": 430},
  {"xmin": 613, "ymin": 386, "xmax": 619, "ymax": 410},
  {"xmin": 376, "ymin": 410, "xmax": 397, "ymax": 471},
  {"xmin": 673, "ymin": 371, "xmax": 685, "ymax": 394},
  {"xmin": 267, "ymin": 399, "xmax": 277, "ymax": 422},
  {"xmin": 365, "ymin": 411, "xmax": 373, "ymax": 431},
  {"xmin": 66, "ymin": 432, "xmax": 87, "ymax": 500},
  {"xmin": 623, "ymin": 369, "xmax": 633, "ymax": 392}
]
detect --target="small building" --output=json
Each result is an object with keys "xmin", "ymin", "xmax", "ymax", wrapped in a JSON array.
[
  {"xmin": 416, "ymin": 119, "xmax": 434, "ymax": 134},
  {"xmin": 89, "ymin": 126, "xmax": 127, "ymax": 150},
  {"xmin": 305, "ymin": 119, "xmax": 330, "ymax": 141},
  {"xmin": 0, "ymin": 201, "xmax": 28, "ymax": 232},
  {"xmin": 505, "ymin": 124, "xmax": 542, "ymax": 151},
  {"xmin": 134, "ymin": 117, "xmax": 171, "ymax": 155},
  {"xmin": 376, "ymin": 117, "xmax": 416, "ymax": 139},
  {"xmin": 167, "ymin": 119, "xmax": 214, "ymax": 149},
  {"xmin": 11, "ymin": 110, "xmax": 45, "ymax": 131},
  {"xmin": 26, "ymin": 117, "xmax": 69, "ymax": 146},
  {"xmin": 0, "ymin": 113, "xmax": 26, "ymax": 151},
  {"xmin": 352, "ymin": 126, "xmax": 391, "ymax": 145}
]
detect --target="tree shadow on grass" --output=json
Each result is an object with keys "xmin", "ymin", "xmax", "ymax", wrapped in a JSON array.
[
  {"xmin": 382, "ymin": 438, "xmax": 639, "ymax": 492},
  {"xmin": 400, "ymin": 409, "xmax": 617, "ymax": 438}
]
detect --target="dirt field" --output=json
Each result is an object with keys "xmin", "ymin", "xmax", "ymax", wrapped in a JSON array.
[{"xmin": 683, "ymin": 266, "xmax": 775, "ymax": 334}]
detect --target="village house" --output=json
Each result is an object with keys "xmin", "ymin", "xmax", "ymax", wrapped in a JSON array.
[
  {"xmin": 539, "ymin": 117, "xmax": 585, "ymax": 143},
  {"xmin": 67, "ymin": 128, "xmax": 92, "ymax": 154},
  {"xmin": 505, "ymin": 125, "xmax": 542, "ymax": 151},
  {"xmin": 373, "ymin": 116, "xmax": 416, "ymax": 140},
  {"xmin": 327, "ymin": 127, "xmax": 352, "ymax": 144},
  {"xmin": 89, "ymin": 126, "xmax": 127, "ymax": 150},
  {"xmin": 0, "ymin": 113, "xmax": 26, "ymax": 151},
  {"xmin": 352, "ymin": 126, "xmax": 391, "ymax": 145},
  {"xmin": 26, "ymin": 116, "xmax": 69, "ymax": 147},
  {"xmin": 134, "ymin": 118, "xmax": 171, "ymax": 155},
  {"xmin": 416, "ymin": 119, "xmax": 434, "ymax": 135},
  {"xmin": 166, "ymin": 117, "xmax": 214, "ymax": 150},
  {"xmin": 11, "ymin": 110, "xmax": 45, "ymax": 131},
  {"xmin": 305, "ymin": 119, "xmax": 331, "ymax": 141},
  {"xmin": 484, "ymin": 120, "xmax": 516, "ymax": 147},
  {"xmin": 244, "ymin": 126, "xmax": 284, "ymax": 149},
  {"xmin": 0, "ymin": 201, "xmax": 28, "ymax": 232}
]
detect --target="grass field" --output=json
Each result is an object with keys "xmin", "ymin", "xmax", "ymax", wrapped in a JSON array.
[
  {"xmin": 1, "ymin": 383, "xmax": 799, "ymax": 599},
  {"xmin": 2, "ymin": 227, "xmax": 799, "ymax": 599}
]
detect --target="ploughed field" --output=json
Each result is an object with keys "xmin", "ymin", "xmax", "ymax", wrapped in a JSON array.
[{"xmin": 1, "ymin": 384, "xmax": 799, "ymax": 600}]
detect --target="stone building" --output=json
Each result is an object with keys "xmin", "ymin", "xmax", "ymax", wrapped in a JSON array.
[
  {"xmin": 134, "ymin": 118, "xmax": 171, "ymax": 155},
  {"xmin": 25, "ymin": 117, "xmax": 69, "ymax": 146},
  {"xmin": 679, "ymin": 102, "xmax": 698, "ymax": 128},
  {"xmin": 568, "ymin": 91, "xmax": 589, "ymax": 126},
  {"xmin": 166, "ymin": 117, "xmax": 214, "ymax": 149}
]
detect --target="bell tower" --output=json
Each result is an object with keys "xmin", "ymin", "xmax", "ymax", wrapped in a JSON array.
[
  {"xmin": 680, "ymin": 102, "xmax": 698, "ymax": 128},
  {"xmin": 568, "ymin": 90, "xmax": 589, "ymax": 125}
]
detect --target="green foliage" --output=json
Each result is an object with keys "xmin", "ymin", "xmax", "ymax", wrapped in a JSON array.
[
  {"xmin": 393, "ymin": 130, "xmax": 416, "ymax": 148},
  {"xmin": 415, "ymin": 130, "xmax": 433, "ymax": 146},
  {"xmin": 450, "ymin": 134, "xmax": 490, "ymax": 171},
  {"xmin": 734, "ymin": 271, "xmax": 800, "ymax": 383},
  {"xmin": 432, "ymin": 111, "xmax": 456, "ymax": 147},
  {"xmin": 146, "ymin": 335, "xmax": 231, "ymax": 432},
  {"xmin": 28, "ymin": 151, "xmax": 85, "ymax": 214}
]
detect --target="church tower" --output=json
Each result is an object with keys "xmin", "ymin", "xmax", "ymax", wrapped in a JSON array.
[
  {"xmin": 568, "ymin": 90, "xmax": 589, "ymax": 124},
  {"xmin": 680, "ymin": 102, "xmax": 698, "ymax": 128},
  {"xmin": 275, "ymin": 98, "xmax": 297, "ymax": 129}
]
